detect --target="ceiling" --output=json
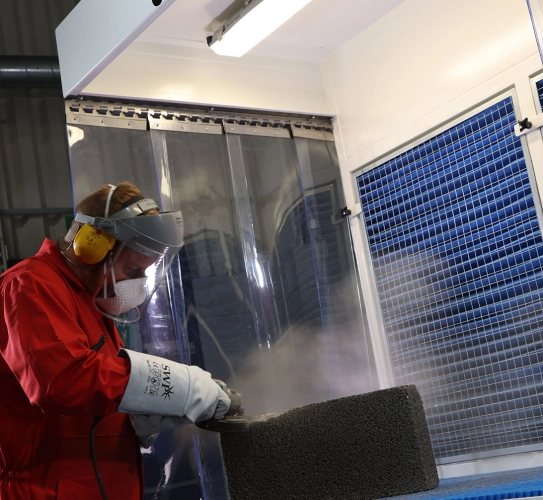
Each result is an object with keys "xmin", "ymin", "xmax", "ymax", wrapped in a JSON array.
[{"xmin": 137, "ymin": 0, "xmax": 407, "ymax": 63}]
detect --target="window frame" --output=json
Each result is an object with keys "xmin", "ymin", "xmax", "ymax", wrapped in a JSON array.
[{"xmin": 349, "ymin": 88, "xmax": 543, "ymax": 464}]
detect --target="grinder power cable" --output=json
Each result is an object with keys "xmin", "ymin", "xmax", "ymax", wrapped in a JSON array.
[{"xmin": 196, "ymin": 379, "xmax": 252, "ymax": 433}]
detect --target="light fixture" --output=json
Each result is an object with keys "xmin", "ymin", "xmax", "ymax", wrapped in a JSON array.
[{"xmin": 207, "ymin": 0, "xmax": 313, "ymax": 57}]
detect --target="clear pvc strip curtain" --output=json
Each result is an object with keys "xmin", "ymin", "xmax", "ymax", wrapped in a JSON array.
[
  {"xmin": 223, "ymin": 127, "xmax": 330, "ymax": 412},
  {"xmin": 222, "ymin": 126, "xmax": 375, "ymax": 413},
  {"xmin": 67, "ymin": 121, "xmax": 206, "ymax": 500},
  {"xmin": 149, "ymin": 121, "xmax": 237, "ymax": 500},
  {"xmin": 357, "ymin": 95, "xmax": 543, "ymax": 461},
  {"xmin": 68, "ymin": 112, "xmax": 376, "ymax": 498},
  {"xmin": 293, "ymin": 134, "xmax": 376, "ymax": 399}
]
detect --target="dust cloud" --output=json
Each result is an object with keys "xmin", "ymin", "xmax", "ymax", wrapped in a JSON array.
[{"xmin": 226, "ymin": 279, "xmax": 378, "ymax": 417}]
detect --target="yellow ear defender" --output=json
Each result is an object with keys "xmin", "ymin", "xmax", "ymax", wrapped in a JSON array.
[{"xmin": 72, "ymin": 224, "xmax": 116, "ymax": 265}]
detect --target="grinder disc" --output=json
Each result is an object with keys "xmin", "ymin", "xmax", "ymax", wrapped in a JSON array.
[{"xmin": 196, "ymin": 415, "xmax": 251, "ymax": 433}]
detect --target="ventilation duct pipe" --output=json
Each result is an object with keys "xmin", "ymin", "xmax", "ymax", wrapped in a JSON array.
[{"xmin": 0, "ymin": 56, "xmax": 61, "ymax": 89}]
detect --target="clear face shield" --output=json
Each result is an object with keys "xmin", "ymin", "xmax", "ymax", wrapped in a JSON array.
[{"xmin": 75, "ymin": 203, "xmax": 184, "ymax": 323}]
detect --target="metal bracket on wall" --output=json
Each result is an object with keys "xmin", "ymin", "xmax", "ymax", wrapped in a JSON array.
[
  {"xmin": 64, "ymin": 99, "xmax": 335, "ymax": 135},
  {"xmin": 331, "ymin": 203, "xmax": 363, "ymax": 225},
  {"xmin": 65, "ymin": 101, "xmax": 147, "ymax": 130},
  {"xmin": 291, "ymin": 125, "xmax": 334, "ymax": 141},
  {"xmin": 148, "ymin": 115, "xmax": 223, "ymax": 134},
  {"xmin": 343, "ymin": 203, "xmax": 362, "ymax": 218},
  {"xmin": 224, "ymin": 122, "xmax": 290, "ymax": 138},
  {"xmin": 514, "ymin": 113, "xmax": 543, "ymax": 137}
]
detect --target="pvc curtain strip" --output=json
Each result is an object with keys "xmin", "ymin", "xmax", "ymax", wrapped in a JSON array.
[
  {"xmin": 357, "ymin": 96, "xmax": 543, "ymax": 461},
  {"xmin": 224, "ymin": 132, "xmax": 276, "ymax": 351}
]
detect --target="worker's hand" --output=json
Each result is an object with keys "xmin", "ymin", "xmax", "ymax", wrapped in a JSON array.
[
  {"xmin": 129, "ymin": 414, "xmax": 179, "ymax": 448},
  {"xmin": 117, "ymin": 349, "xmax": 231, "ymax": 422},
  {"xmin": 184, "ymin": 365, "xmax": 231, "ymax": 422}
]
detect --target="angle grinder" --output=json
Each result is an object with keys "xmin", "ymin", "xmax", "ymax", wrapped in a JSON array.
[{"xmin": 196, "ymin": 379, "xmax": 252, "ymax": 433}]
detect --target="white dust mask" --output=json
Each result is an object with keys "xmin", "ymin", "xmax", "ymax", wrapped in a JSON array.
[{"xmin": 95, "ymin": 266, "xmax": 148, "ymax": 315}]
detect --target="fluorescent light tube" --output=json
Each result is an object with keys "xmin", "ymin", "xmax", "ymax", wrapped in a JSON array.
[{"xmin": 207, "ymin": 0, "xmax": 313, "ymax": 57}]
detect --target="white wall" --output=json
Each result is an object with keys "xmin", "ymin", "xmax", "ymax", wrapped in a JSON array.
[
  {"xmin": 82, "ymin": 40, "xmax": 330, "ymax": 116},
  {"xmin": 323, "ymin": 0, "xmax": 541, "ymax": 202},
  {"xmin": 320, "ymin": 0, "xmax": 543, "ymax": 477}
]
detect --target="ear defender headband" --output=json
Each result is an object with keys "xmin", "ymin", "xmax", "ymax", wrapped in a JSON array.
[{"xmin": 72, "ymin": 184, "xmax": 118, "ymax": 265}]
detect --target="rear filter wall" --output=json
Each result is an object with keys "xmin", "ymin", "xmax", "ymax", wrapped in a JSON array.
[{"xmin": 219, "ymin": 385, "xmax": 439, "ymax": 500}]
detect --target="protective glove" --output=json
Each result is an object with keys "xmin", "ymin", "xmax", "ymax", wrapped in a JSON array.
[
  {"xmin": 117, "ymin": 349, "xmax": 230, "ymax": 422},
  {"xmin": 129, "ymin": 414, "xmax": 180, "ymax": 449}
]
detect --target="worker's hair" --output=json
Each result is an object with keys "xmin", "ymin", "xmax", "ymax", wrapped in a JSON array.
[{"xmin": 76, "ymin": 182, "xmax": 158, "ymax": 217}]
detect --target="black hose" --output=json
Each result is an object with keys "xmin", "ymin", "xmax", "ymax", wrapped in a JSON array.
[{"xmin": 90, "ymin": 416, "xmax": 109, "ymax": 500}]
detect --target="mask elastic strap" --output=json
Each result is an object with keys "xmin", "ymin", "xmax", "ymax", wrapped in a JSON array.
[
  {"xmin": 111, "ymin": 265, "xmax": 117, "ymax": 287},
  {"xmin": 101, "ymin": 258, "xmax": 117, "ymax": 299}
]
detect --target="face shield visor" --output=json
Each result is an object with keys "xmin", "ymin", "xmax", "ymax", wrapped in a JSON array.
[{"xmin": 75, "ymin": 204, "xmax": 184, "ymax": 323}]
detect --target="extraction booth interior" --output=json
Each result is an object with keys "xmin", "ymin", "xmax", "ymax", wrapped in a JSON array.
[{"xmin": 55, "ymin": 0, "xmax": 543, "ymax": 498}]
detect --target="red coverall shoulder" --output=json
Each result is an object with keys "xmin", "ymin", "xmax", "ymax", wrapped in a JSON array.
[{"xmin": 0, "ymin": 239, "xmax": 142, "ymax": 500}]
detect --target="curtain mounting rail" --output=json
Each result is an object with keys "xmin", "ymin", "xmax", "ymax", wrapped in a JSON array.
[{"xmin": 65, "ymin": 99, "xmax": 334, "ymax": 132}]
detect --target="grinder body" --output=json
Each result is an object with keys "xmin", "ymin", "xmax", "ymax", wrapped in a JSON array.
[{"xmin": 196, "ymin": 380, "xmax": 251, "ymax": 432}]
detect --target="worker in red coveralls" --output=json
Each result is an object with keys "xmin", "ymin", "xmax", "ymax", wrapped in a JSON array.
[{"xmin": 0, "ymin": 182, "xmax": 230, "ymax": 500}]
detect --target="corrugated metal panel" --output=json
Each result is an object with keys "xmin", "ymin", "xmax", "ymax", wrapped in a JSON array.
[
  {"xmin": 0, "ymin": 0, "xmax": 80, "ymax": 56},
  {"xmin": 0, "ymin": 0, "xmax": 79, "ymax": 266},
  {"xmin": 0, "ymin": 89, "xmax": 72, "ymax": 263}
]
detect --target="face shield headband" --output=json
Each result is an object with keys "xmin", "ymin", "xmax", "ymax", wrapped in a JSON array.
[
  {"xmin": 74, "ymin": 205, "xmax": 184, "ymax": 257},
  {"xmin": 74, "ymin": 203, "xmax": 184, "ymax": 323}
]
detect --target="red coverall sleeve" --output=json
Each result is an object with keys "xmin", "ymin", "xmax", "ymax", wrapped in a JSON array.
[{"xmin": 1, "ymin": 269, "xmax": 131, "ymax": 416}]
